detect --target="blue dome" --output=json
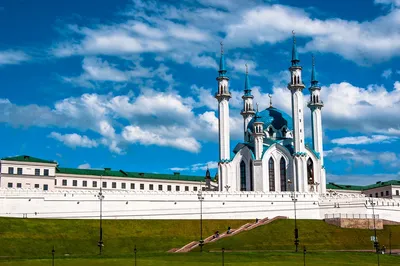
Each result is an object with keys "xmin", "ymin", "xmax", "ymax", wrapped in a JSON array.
[{"xmin": 248, "ymin": 107, "xmax": 293, "ymax": 132}]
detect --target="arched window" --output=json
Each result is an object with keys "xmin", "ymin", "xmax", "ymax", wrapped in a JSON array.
[
  {"xmin": 269, "ymin": 158, "xmax": 275, "ymax": 191},
  {"xmin": 307, "ymin": 158, "xmax": 314, "ymax": 184},
  {"xmin": 280, "ymin": 158, "xmax": 287, "ymax": 191},
  {"xmin": 250, "ymin": 160, "xmax": 254, "ymax": 191},
  {"xmin": 297, "ymin": 76, "xmax": 300, "ymax": 84},
  {"xmin": 240, "ymin": 161, "xmax": 246, "ymax": 191},
  {"xmin": 282, "ymin": 127, "xmax": 287, "ymax": 138},
  {"xmin": 268, "ymin": 127, "xmax": 274, "ymax": 137}
]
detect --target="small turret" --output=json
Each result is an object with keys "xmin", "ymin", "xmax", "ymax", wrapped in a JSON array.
[{"xmin": 241, "ymin": 64, "xmax": 256, "ymax": 142}]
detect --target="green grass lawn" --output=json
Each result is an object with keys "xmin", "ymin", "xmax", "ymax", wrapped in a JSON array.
[
  {"xmin": 200, "ymin": 219, "xmax": 400, "ymax": 252},
  {"xmin": 0, "ymin": 218, "xmax": 248, "ymax": 258},
  {"xmin": 0, "ymin": 252, "xmax": 399, "ymax": 266}
]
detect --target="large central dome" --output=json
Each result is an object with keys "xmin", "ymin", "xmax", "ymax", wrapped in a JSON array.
[{"xmin": 247, "ymin": 107, "xmax": 293, "ymax": 132}]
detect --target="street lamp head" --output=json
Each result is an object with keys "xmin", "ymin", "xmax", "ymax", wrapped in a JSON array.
[{"xmin": 52, "ymin": 246, "xmax": 55, "ymax": 254}]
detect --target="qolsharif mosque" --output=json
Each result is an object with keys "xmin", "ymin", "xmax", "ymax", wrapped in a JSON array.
[
  {"xmin": 0, "ymin": 34, "xmax": 399, "ymax": 221},
  {"xmin": 216, "ymin": 35, "xmax": 325, "ymax": 194}
]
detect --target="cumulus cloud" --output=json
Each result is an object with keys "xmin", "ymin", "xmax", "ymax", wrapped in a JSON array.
[
  {"xmin": 0, "ymin": 50, "xmax": 30, "ymax": 65},
  {"xmin": 331, "ymin": 135, "xmax": 399, "ymax": 145},
  {"xmin": 381, "ymin": 69, "xmax": 393, "ymax": 79},
  {"xmin": 78, "ymin": 163, "xmax": 91, "ymax": 169},
  {"xmin": 49, "ymin": 132, "xmax": 98, "ymax": 148},
  {"xmin": 325, "ymin": 147, "xmax": 399, "ymax": 167},
  {"xmin": 169, "ymin": 160, "xmax": 218, "ymax": 172},
  {"xmin": 62, "ymin": 57, "xmax": 175, "ymax": 88}
]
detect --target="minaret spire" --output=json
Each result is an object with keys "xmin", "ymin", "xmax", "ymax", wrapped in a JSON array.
[
  {"xmin": 291, "ymin": 30, "xmax": 300, "ymax": 66},
  {"xmin": 219, "ymin": 41, "xmax": 227, "ymax": 77},
  {"xmin": 311, "ymin": 54, "xmax": 318, "ymax": 86},
  {"xmin": 244, "ymin": 64, "xmax": 251, "ymax": 93},
  {"xmin": 241, "ymin": 63, "xmax": 255, "ymax": 142}
]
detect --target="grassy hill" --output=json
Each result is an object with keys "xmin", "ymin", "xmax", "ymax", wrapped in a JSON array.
[
  {"xmin": 0, "ymin": 218, "xmax": 248, "ymax": 258},
  {"xmin": 201, "ymin": 219, "xmax": 400, "ymax": 251},
  {"xmin": 1, "ymin": 217, "xmax": 399, "ymax": 260}
]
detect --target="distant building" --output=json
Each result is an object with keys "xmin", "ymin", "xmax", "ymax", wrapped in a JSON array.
[
  {"xmin": 0, "ymin": 155, "xmax": 217, "ymax": 192},
  {"xmin": 327, "ymin": 181, "xmax": 400, "ymax": 199}
]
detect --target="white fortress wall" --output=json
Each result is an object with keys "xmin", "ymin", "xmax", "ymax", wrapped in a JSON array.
[{"xmin": 0, "ymin": 189, "xmax": 399, "ymax": 221}]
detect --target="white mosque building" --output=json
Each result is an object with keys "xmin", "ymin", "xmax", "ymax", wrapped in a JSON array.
[{"xmin": 216, "ymin": 35, "xmax": 326, "ymax": 194}]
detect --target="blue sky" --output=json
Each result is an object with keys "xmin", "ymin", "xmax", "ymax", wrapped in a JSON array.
[{"xmin": 0, "ymin": 0, "xmax": 399, "ymax": 185}]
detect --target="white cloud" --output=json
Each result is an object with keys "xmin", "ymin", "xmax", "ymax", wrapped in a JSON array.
[
  {"xmin": 0, "ymin": 50, "xmax": 30, "ymax": 65},
  {"xmin": 121, "ymin": 125, "xmax": 201, "ymax": 153},
  {"xmin": 78, "ymin": 163, "xmax": 91, "ymax": 169},
  {"xmin": 49, "ymin": 132, "xmax": 98, "ymax": 148},
  {"xmin": 374, "ymin": 0, "xmax": 400, "ymax": 7},
  {"xmin": 325, "ymin": 147, "xmax": 399, "ymax": 167},
  {"xmin": 381, "ymin": 69, "xmax": 392, "ymax": 79},
  {"xmin": 331, "ymin": 135, "xmax": 398, "ymax": 145},
  {"xmin": 169, "ymin": 160, "xmax": 218, "ymax": 172},
  {"xmin": 62, "ymin": 57, "xmax": 174, "ymax": 88}
]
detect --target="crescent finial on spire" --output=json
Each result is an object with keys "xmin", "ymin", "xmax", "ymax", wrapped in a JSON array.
[
  {"xmin": 245, "ymin": 63, "xmax": 248, "ymax": 74},
  {"xmin": 268, "ymin": 94, "xmax": 272, "ymax": 107},
  {"xmin": 220, "ymin": 41, "xmax": 224, "ymax": 54},
  {"xmin": 312, "ymin": 54, "xmax": 315, "ymax": 66},
  {"xmin": 292, "ymin": 30, "xmax": 296, "ymax": 44}
]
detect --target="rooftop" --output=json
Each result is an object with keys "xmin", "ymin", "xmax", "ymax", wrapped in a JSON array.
[
  {"xmin": 1, "ymin": 155, "xmax": 205, "ymax": 182},
  {"xmin": 56, "ymin": 167, "xmax": 205, "ymax": 182},
  {"xmin": 327, "ymin": 180, "xmax": 400, "ymax": 191},
  {"xmin": 1, "ymin": 155, "xmax": 57, "ymax": 164}
]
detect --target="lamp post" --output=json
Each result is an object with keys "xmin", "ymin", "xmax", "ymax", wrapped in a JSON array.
[
  {"xmin": 197, "ymin": 189, "xmax": 205, "ymax": 252},
  {"xmin": 97, "ymin": 175, "xmax": 105, "ymax": 255},
  {"xmin": 303, "ymin": 246, "xmax": 306, "ymax": 266},
  {"xmin": 134, "ymin": 245, "xmax": 137, "ymax": 266},
  {"xmin": 389, "ymin": 229, "xmax": 392, "ymax": 255},
  {"xmin": 51, "ymin": 246, "xmax": 55, "ymax": 266},
  {"xmin": 369, "ymin": 198, "xmax": 380, "ymax": 266},
  {"xmin": 222, "ymin": 247, "xmax": 225, "ymax": 265},
  {"xmin": 288, "ymin": 179, "xmax": 299, "ymax": 252}
]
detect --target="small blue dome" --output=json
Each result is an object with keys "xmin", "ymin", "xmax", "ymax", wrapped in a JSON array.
[{"xmin": 248, "ymin": 107, "xmax": 293, "ymax": 132}]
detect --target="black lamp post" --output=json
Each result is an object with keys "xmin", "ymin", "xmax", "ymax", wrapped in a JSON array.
[
  {"xmin": 51, "ymin": 246, "xmax": 55, "ymax": 266},
  {"xmin": 389, "ymin": 230, "xmax": 392, "ymax": 255},
  {"xmin": 197, "ymin": 189, "xmax": 204, "ymax": 252},
  {"xmin": 303, "ymin": 246, "xmax": 306, "ymax": 266},
  {"xmin": 288, "ymin": 179, "xmax": 299, "ymax": 252},
  {"xmin": 97, "ymin": 176, "xmax": 105, "ymax": 255},
  {"xmin": 369, "ymin": 199, "xmax": 380, "ymax": 266},
  {"xmin": 134, "ymin": 245, "xmax": 137, "ymax": 266},
  {"xmin": 222, "ymin": 247, "xmax": 225, "ymax": 266}
]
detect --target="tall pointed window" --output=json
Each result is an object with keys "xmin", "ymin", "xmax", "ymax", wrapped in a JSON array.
[
  {"xmin": 307, "ymin": 158, "xmax": 314, "ymax": 184},
  {"xmin": 240, "ymin": 161, "xmax": 246, "ymax": 191},
  {"xmin": 250, "ymin": 160, "xmax": 254, "ymax": 191},
  {"xmin": 280, "ymin": 158, "xmax": 287, "ymax": 191},
  {"xmin": 269, "ymin": 158, "xmax": 275, "ymax": 191}
]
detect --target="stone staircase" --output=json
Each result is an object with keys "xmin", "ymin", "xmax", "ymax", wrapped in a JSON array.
[{"xmin": 170, "ymin": 216, "xmax": 287, "ymax": 253}]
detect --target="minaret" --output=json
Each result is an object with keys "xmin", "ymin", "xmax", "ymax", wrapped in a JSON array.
[
  {"xmin": 215, "ymin": 42, "xmax": 231, "ymax": 191},
  {"xmin": 307, "ymin": 55, "xmax": 324, "ymax": 165},
  {"xmin": 252, "ymin": 104, "xmax": 264, "ymax": 160},
  {"xmin": 287, "ymin": 31, "xmax": 306, "ymax": 192},
  {"xmin": 240, "ymin": 64, "xmax": 255, "ymax": 142}
]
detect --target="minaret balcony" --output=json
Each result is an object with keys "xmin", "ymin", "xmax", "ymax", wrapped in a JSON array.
[
  {"xmin": 215, "ymin": 92, "xmax": 232, "ymax": 100},
  {"xmin": 240, "ymin": 109, "xmax": 256, "ymax": 115},
  {"xmin": 307, "ymin": 101, "xmax": 324, "ymax": 108}
]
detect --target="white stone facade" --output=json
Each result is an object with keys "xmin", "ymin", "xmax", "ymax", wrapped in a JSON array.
[
  {"xmin": 216, "ymin": 36, "xmax": 326, "ymax": 194},
  {"xmin": 1, "ymin": 189, "xmax": 399, "ymax": 222}
]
